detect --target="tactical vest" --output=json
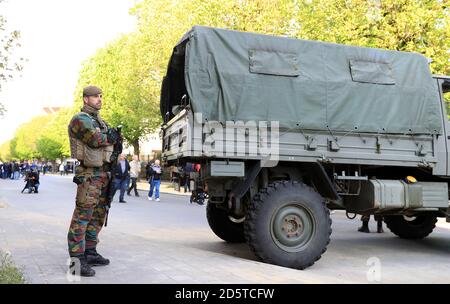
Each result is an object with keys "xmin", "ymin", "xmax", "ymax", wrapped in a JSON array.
[{"xmin": 69, "ymin": 112, "xmax": 114, "ymax": 168}]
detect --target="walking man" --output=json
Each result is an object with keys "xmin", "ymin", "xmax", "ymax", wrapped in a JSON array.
[
  {"xmin": 67, "ymin": 85, "xmax": 121, "ymax": 277},
  {"xmin": 127, "ymin": 155, "xmax": 141, "ymax": 197},
  {"xmin": 147, "ymin": 159, "xmax": 162, "ymax": 201},
  {"xmin": 111, "ymin": 153, "xmax": 130, "ymax": 203}
]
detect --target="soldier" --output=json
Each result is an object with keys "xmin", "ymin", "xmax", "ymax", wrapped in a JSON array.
[
  {"xmin": 358, "ymin": 214, "xmax": 384, "ymax": 233},
  {"xmin": 67, "ymin": 85, "xmax": 121, "ymax": 277}
]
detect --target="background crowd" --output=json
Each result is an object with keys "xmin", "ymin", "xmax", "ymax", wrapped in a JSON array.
[
  {"xmin": 0, "ymin": 160, "xmax": 50, "ymax": 179},
  {"xmin": 0, "ymin": 157, "xmax": 201, "ymax": 202}
]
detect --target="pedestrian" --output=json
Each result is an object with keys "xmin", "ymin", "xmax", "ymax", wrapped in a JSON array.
[
  {"xmin": 5, "ymin": 162, "xmax": 11, "ymax": 179},
  {"xmin": 67, "ymin": 85, "xmax": 121, "ymax": 277},
  {"xmin": 21, "ymin": 168, "xmax": 40, "ymax": 193},
  {"xmin": 147, "ymin": 159, "xmax": 162, "ymax": 201},
  {"xmin": 358, "ymin": 214, "xmax": 384, "ymax": 233},
  {"xmin": 127, "ymin": 155, "xmax": 141, "ymax": 197},
  {"xmin": 13, "ymin": 161, "xmax": 20, "ymax": 180},
  {"xmin": 59, "ymin": 163, "xmax": 64, "ymax": 176},
  {"xmin": 181, "ymin": 163, "xmax": 193, "ymax": 193},
  {"xmin": 1, "ymin": 162, "xmax": 4, "ymax": 179},
  {"xmin": 111, "ymin": 153, "xmax": 130, "ymax": 203}
]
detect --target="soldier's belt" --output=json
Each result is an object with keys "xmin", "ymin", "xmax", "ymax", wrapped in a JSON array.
[{"xmin": 78, "ymin": 163, "xmax": 108, "ymax": 172}]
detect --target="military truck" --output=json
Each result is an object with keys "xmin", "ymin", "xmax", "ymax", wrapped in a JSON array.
[{"xmin": 160, "ymin": 26, "xmax": 450, "ymax": 270}]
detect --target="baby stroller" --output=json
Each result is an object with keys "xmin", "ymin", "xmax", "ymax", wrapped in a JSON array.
[{"xmin": 21, "ymin": 170, "xmax": 39, "ymax": 194}]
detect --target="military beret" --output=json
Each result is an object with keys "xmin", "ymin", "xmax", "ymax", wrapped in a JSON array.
[{"xmin": 83, "ymin": 85, "xmax": 103, "ymax": 97}]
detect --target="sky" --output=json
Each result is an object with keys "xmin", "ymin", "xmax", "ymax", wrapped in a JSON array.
[{"xmin": 0, "ymin": 0, "xmax": 137, "ymax": 144}]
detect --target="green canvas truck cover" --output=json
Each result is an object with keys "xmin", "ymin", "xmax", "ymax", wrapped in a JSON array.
[{"xmin": 162, "ymin": 26, "xmax": 442, "ymax": 135}]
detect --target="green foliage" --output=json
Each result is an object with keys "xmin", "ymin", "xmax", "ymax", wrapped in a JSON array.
[
  {"xmin": 1, "ymin": 107, "xmax": 75, "ymax": 161},
  {"xmin": 0, "ymin": 139, "xmax": 11, "ymax": 161},
  {"xmin": 37, "ymin": 108, "xmax": 75, "ymax": 160},
  {"xmin": 0, "ymin": 250, "xmax": 25, "ymax": 284},
  {"xmin": 9, "ymin": 115, "xmax": 52, "ymax": 160},
  {"xmin": 74, "ymin": 33, "xmax": 160, "ymax": 155}
]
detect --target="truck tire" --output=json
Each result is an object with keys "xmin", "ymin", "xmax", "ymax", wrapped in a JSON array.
[
  {"xmin": 244, "ymin": 181, "xmax": 332, "ymax": 270},
  {"xmin": 206, "ymin": 203, "xmax": 246, "ymax": 243},
  {"xmin": 384, "ymin": 214, "xmax": 437, "ymax": 239}
]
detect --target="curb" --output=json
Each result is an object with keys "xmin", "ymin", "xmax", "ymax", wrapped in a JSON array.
[{"xmin": 136, "ymin": 182, "xmax": 191, "ymax": 196}]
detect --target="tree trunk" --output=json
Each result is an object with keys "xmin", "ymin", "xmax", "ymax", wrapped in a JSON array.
[{"xmin": 132, "ymin": 140, "xmax": 140, "ymax": 158}]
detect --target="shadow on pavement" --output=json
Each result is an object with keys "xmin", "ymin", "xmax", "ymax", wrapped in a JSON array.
[{"xmin": 188, "ymin": 240, "xmax": 259, "ymax": 262}]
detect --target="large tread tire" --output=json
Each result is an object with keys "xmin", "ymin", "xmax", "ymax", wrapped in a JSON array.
[
  {"xmin": 244, "ymin": 181, "xmax": 332, "ymax": 270},
  {"xmin": 384, "ymin": 214, "xmax": 437, "ymax": 239},
  {"xmin": 206, "ymin": 203, "xmax": 246, "ymax": 243}
]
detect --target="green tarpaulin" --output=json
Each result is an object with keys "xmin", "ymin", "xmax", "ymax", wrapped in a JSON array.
[{"xmin": 162, "ymin": 26, "xmax": 442, "ymax": 135}]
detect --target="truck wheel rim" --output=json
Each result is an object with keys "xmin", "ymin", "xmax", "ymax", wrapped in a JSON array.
[{"xmin": 270, "ymin": 203, "xmax": 315, "ymax": 252}]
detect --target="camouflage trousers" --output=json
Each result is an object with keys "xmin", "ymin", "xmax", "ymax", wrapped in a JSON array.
[{"xmin": 68, "ymin": 170, "xmax": 109, "ymax": 257}]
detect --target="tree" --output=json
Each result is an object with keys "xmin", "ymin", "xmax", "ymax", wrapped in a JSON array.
[
  {"xmin": 0, "ymin": 0, "xmax": 24, "ymax": 116},
  {"xmin": 36, "ymin": 107, "xmax": 75, "ymax": 160},
  {"xmin": 1, "ymin": 107, "xmax": 75, "ymax": 161},
  {"xmin": 9, "ymin": 115, "xmax": 52, "ymax": 160},
  {"xmin": 0, "ymin": 139, "xmax": 11, "ymax": 161},
  {"xmin": 74, "ymin": 33, "xmax": 160, "ymax": 156}
]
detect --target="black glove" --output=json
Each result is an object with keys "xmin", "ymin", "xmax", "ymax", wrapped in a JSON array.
[{"xmin": 107, "ymin": 128, "xmax": 120, "ymax": 144}]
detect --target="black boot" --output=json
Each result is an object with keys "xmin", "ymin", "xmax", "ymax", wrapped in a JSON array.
[
  {"xmin": 377, "ymin": 220, "xmax": 384, "ymax": 233},
  {"xmin": 69, "ymin": 256, "xmax": 95, "ymax": 277},
  {"xmin": 358, "ymin": 221, "xmax": 370, "ymax": 233},
  {"xmin": 85, "ymin": 248, "xmax": 110, "ymax": 266}
]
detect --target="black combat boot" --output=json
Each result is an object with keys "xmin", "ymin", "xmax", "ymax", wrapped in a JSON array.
[
  {"xmin": 69, "ymin": 256, "xmax": 95, "ymax": 277},
  {"xmin": 377, "ymin": 220, "xmax": 384, "ymax": 233},
  {"xmin": 85, "ymin": 248, "xmax": 110, "ymax": 266},
  {"xmin": 358, "ymin": 221, "xmax": 370, "ymax": 233}
]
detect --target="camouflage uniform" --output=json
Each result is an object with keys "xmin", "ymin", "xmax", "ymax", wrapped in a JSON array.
[{"xmin": 67, "ymin": 109, "xmax": 112, "ymax": 258}]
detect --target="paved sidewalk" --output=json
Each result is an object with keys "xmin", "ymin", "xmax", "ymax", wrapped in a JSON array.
[{"xmin": 136, "ymin": 181, "xmax": 191, "ymax": 197}]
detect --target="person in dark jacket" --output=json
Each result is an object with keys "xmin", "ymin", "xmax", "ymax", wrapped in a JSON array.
[
  {"xmin": 147, "ymin": 159, "xmax": 162, "ymax": 201},
  {"xmin": 21, "ymin": 169, "xmax": 40, "ymax": 193},
  {"xmin": 111, "ymin": 153, "xmax": 130, "ymax": 203}
]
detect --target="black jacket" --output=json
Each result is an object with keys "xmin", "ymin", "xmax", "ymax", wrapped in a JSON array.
[
  {"xmin": 114, "ymin": 160, "xmax": 130, "ymax": 180},
  {"xmin": 147, "ymin": 164, "xmax": 162, "ymax": 181}
]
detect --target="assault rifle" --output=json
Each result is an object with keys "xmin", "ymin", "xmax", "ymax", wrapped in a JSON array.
[{"xmin": 104, "ymin": 126, "xmax": 123, "ymax": 227}]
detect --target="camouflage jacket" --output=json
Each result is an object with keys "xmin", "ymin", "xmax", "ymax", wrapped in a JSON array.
[{"xmin": 68, "ymin": 112, "xmax": 110, "ymax": 149}]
